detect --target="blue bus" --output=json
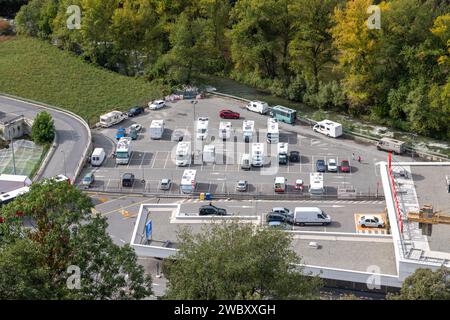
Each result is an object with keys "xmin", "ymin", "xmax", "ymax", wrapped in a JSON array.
[{"xmin": 270, "ymin": 105, "xmax": 297, "ymax": 124}]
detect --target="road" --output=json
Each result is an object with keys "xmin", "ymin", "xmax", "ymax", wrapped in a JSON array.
[{"xmin": 0, "ymin": 95, "xmax": 90, "ymax": 181}]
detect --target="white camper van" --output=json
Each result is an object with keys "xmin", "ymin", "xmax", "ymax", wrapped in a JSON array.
[
  {"xmin": 90, "ymin": 148, "xmax": 106, "ymax": 167},
  {"xmin": 242, "ymin": 120, "xmax": 254, "ymax": 143},
  {"xmin": 180, "ymin": 169, "xmax": 197, "ymax": 194},
  {"xmin": 267, "ymin": 118, "xmax": 279, "ymax": 144},
  {"xmin": 246, "ymin": 101, "xmax": 269, "ymax": 114},
  {"xmin": 149, "ymin": 120, "xmax": 165, "ymax": 139},
  {"xmin": 115, "ymin": 137, "xmax": 132, "ymax": 165},
  {"xmin": 196, "ymin": 117, "xmax": 209, "ymax": 141},
  {"xmin": 203, "ymin": 145, "xmax": 215, "ymax": 164},
  {"xmin": 313, "ymin": 120, "xmax": 343, "ymax": 138},
  {"xmin": 293, "ymin": 207, "xmax": 331, "ymax": 226},
  {"xmin": 376, "ymin": 137, "xmax": 406, "ymax": 154},
  {"xmin": 309, "ymin": 172, "xmax": 324, "ymax": 195},
  {"xmin": 241, "ymin": 153, "xmax": 251, "ymax": 170},
  {"xmin": 251, "ymin": 143, "xmax": 264, "ymax": 167},
  {"xmin": 99, "ymin": 111, "xmax": 126, "ymax": 128},
  {"xmin": 175, "ymin": 142, "xmax": 191, "ymax": 166},
  {"xmin": 219, "ymin": 121, "xmax": 232, "ymax": 141}
]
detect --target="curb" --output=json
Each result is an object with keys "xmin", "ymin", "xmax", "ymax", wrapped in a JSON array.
[{"xmin": 0, "ymin": 93, "xmax": 92, "ymax": 182}]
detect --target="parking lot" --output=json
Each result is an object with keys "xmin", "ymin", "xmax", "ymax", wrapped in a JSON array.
[{"xmin": 78, "ymin": 96, "xmax": 413, "ymax": 197}]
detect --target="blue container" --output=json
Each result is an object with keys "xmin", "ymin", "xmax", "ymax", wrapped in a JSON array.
[{"xmin": 205, "ymin": 193, "xmax": 212, "ymax": 200}]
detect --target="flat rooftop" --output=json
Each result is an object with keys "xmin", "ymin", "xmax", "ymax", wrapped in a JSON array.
[{"xmin": 410, "ymin": 165, "xmax": 450, "ymax": 253}]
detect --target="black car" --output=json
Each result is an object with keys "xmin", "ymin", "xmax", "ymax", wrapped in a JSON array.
[
  {"xmin": 127, "ymin": 106, "xmax": 144, "ymax": 117},
  {"xmin": 289, "ymin": 151, "xmax": 300, "ymax": 162},
  {"xmin": 316, "ymin": 159, "xmax": 326, "ymax": 172},
  {"xmin": 266, "ymin": 212, "xmax": 291, "ymax": 224},
  {"xmin": 199, "ymin": 204, "xmax": 227, "ymax": 216},
  {"xmin": 122, "ymin": 173, "xmax": 135, "ymax": 187}
]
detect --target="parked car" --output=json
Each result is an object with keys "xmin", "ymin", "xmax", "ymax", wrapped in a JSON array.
[
  {"xmin": 129, "ymin": 127, "xmax": 138, "ymax": 140},
  {"xmin": 359, "ymin": 215, "xmax": 385, "ymax": 228},
  {"xmin": 199, "ymin": 204, "xmax": 227, "ymax": 216},
  {"xmin": 268, "ymin": 221, "xmax": 292, "ymax": 230},
  {"xmin": 293, "ymin": 207, "xmax": 331, "ymax": 226},
  {"xmin": 130, "ymin": 123, "xmax": 143, "ymax": 132},
  {"xmin": 294, "ymin": 179, "xmax": 304, "ymax": 191},
  {"xmin": 82, "ymin": 172, "xmax": 95, "ymax": 188},
  {"xmin": 121, "ymin": 173, "xmax": 135, "ymax": 187},
  {"xmin": 236, "ymin": 180, "xmax": 248, "ymax": 192},
  {"xmin": 159, "ymin": 178, "xmax": 172, "ymax": 191},
  {"xmin": 53, "ymin": 174, "xmax": 69, "ymax": 183},
  {"xmin": 340, "ymin": 160, "xmax": 351, "ymax": 173},
  {"xmin": 327, "ymin": 159, "xmax": 338, "ymax": 172},
  {"xmin": 219, "ymin": 109, "xmax": 240, "ymax": 119},
  {"xmin": 316, "ymin": 159, "xmax": 326, "ymax": 172},
  {"xmin": 266, "ymin": 208, "xmax": 293, "ymax": 224},
  {"xmin": 127, "ymin": 106, "xmax": 144, "ymax": 117},
  {"xmin": 149, "ymin": 100, "xmax": 166, "ymax": 110},
  {"xmin": 289, "ymin": 151, "xmax": 300, "ymax": 162},
  {"xmin": 116, "ymin": 127, "xmax": 126, "ymax": 140},
  {"xmin": 171, "ymin": 129, "xmax": 185, "ymax": 142}
]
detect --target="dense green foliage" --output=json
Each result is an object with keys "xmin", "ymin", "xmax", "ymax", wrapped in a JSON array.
[
  {"xmin": 31, "ymin": 111, "xmax": 55, "ymax": 144},
  {"xmin": 0, "ymin": 37, "xmax": 164, "ymax": 125},
  {"xmin": 0, "ymin": 181, "xmax": 153, "ymax": 299},
  {"xmin": 387, "ymin": 268, "xmax": 450, "ymax": 300},
  {"xmin": 12, "ymin": 0, "xmax": 450, "ymax": 139},
  {"xmin": 163, "ymin": 223, "xmax": 322, "ymax": 300}
]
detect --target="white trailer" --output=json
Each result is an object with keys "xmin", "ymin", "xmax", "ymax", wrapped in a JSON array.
[
  {"xmin": 149, "ymin": 120, "xmax": 164, "ymax": 140},
  {"xmin": 376, "ymin": 137, "xmax": 406, "ymax": 154},
  {"xmin": 196, "ymin": 117, "xmax": 209, "ymax": 140},
  {"xmin": 180, "ymin": 169, "xmax": 197, "ymax": 194},
  {"xmin": 175, "ymin": 142, "xmax": 191, "ymax": 166},
  {"xmin": 251, "ymin": 143, "xmax": 264, "ymax": 167},
  {"xmin": 203, "ymin": 145, "xmax": 215, "ymax": 164},
  {"xmin": 116, "ymin": 137, "xmax": 132, "ymax": 165},
  {"xmin": 267, "ymin": 118, "xmax": 279, "ymax": 144},
  {"xmin": 219, "ymin": 121, "xmax": 232, "ymax": 140},
  {"xmin": 243, "ymin": 120, "xmax": 255, "ymax": 143},
  {"xmin": 246, "ymin": 101, "xmax": 269, "ymax": 114},
  {"xmin": 309, "ymin": 172, "xmax": 324, "ymax": 195},
  {"xmin": 99, "ymin": 111, "xmax": 126, "ymax": 128},
  {"xmin": 313, "ymin": 120, "xmax": 343, "ymax": 138}
]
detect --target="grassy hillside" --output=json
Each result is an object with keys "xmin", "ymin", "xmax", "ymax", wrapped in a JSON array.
[{"xmin": 0, "ymin": 37, "xmax": 164, "ymax": 125}]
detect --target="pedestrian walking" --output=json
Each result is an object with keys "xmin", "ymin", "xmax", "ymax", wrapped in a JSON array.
[
  {"xmin": 358, "ymin": 155, "xmax": 361, "ymax": 163},
  {"xmin": 352, "ymin": 153, "xmax": 355, "ymax": 160}
]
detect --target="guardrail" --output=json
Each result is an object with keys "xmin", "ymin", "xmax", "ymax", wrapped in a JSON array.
[
  {"xmin": 0, "ymin": 93, "xmax": 92, "ymax": 182},
  {"xmin": 209, "ymin": 92, "xmax": 449, "ymax": 162}
]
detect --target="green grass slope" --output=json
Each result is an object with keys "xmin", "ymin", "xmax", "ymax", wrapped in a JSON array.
[{"xmin": 0, "ymin": 37, "xmax": 163, "ymax": 125}]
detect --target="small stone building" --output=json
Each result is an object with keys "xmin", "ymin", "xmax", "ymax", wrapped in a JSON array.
[{"xmin": 0, "ymin": 113, "xmax": 29, "ymax": 140}]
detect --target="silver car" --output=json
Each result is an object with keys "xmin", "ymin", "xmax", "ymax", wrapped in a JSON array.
[
  {"xmin": 359, "ymin": 215, "xmax": 385, "ymax": 228},
  {"xmin": 159, "ymin": 178, "xmax": 172, "ymax": 191},
  {"xmin": 236, "ymin": 180, "xmax": 248, "ymax": 192}
]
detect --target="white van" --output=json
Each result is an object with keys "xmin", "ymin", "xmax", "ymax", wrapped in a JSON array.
[
  {"xmin": 293, "ymin": 207, "xmax": 331, "ymax": 226},
  {"xmin": 241, "ymin": 153, "xmax": 251, "ymax": 170},
  {"xmin": 246, "ymin": 101, "xmax": 269, "ymax": 114},
  {"xmin": 313, "ymin": 120, "xmax": 343, "ymax": 138},
  {"xmin": 91, "ymin": 148, "xmax": 106, "ymax": 167}
]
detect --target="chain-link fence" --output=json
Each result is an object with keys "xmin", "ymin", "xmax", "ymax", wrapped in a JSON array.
[{"xmin": 0, "ymin": 139, "xmax": 43, "ymax": 176}]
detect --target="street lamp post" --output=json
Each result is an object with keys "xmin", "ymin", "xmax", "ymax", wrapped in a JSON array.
[
  {"xmin": 61, "ymin": 150, "xmax": 67, "ymax": 177},
  {"xmin": 6, "ymin": 124, "xmax": 17, "ymax": 175}
]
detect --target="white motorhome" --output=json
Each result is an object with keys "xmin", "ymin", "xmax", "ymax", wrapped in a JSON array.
[
  {"xmin": 180, "ymin": 169, "xmax": 197, "ymax": 194},
  {"xmin": 251, "ymin": 143, "xmax": 264, "ymax": 167},
  {"xmin": 116, "ymin": 137, "xmax": 132, "ymax": 165},
  {"xmin": 267, "ymin": 118, "xmax": 279, "ymax": 144},
  {"xmin": 196, "ymin": 117, "xmax": 209, "ymax": 141},
  {"xmin": 277, "ymin": 142, "xmax": 288, "ymax": 165},
  {"xmin": 376, "ymin": 137, "xmax": 406, "ymax": 154},
  {"xmin": 313, "ymin": 120, "xmax": 343, "ymax": 138},
  {"xmin": 293, "ymin": 207, "xmax": 331, "ymax": 226},
  {"xmin": 309, "ymin": 172, "xmax": 324, "ymax": 195},
  {"xmin": 242, "ymin": 120, "xmax": 255, "ymax": 143},
  {"xmin": 91, "ymin": 148, "xmax": 106, "ymax": 167},
  {"xmin": 203, "ymin": 145, "xmax": 215, "ymax": 164},
  {"xmin": 246, "ymin": 101, "xmax": 269, "ymax": 114},
  {"xmin": 175, "ymin": 142, "xmax": 191, "ymax": 166},
  {"xmin": 99, "ymin": 111, "xmax": 126, "ymax": 128},
  {"xmin": 149, "ymin": 120, "xmax": 164, "ymax": 139},
  {"xmin": 274, "ymin": 176, "xmax": 287, "ymax": 193},
  {"xmin": 241, "ymin": 153, "xmax": 251, "ymax": 170},
  {"xmin": 219, "ymin": 121, "xmax": 232, "ymax": 141}
]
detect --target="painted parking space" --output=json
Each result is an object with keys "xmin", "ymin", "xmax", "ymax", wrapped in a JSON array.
[{"xmin": 354, "ymin": 213, "xmax": 388, "ymax": 235}]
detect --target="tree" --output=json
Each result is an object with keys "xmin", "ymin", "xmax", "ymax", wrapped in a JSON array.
[
  {"xmin": 0, "ymin": 180, "xmax": 153, "ymax": 299},
  {"xmin": 387, "ymin": 268, "xmax": 450, "ymax": 300},
  {"xmin": 31, "ymin": 111, "xmax": 55, "ymax": 144},
  {"xmin": 163, "ymin": 222, "xmax": 322, "ymax": 300}
]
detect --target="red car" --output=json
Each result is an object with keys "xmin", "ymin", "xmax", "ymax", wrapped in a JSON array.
[
  {"xmin": 340, "ymin": 160, "xmax": 351, "ymax": 173},
  {"xmin": 219, "ymin": 109, "xmax": 240, "ymax": 119}
]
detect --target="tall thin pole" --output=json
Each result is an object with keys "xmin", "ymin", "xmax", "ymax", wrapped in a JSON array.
[
  {"xmin": 8, "ymin": 125, "xmax": 17, "ymax": 175},
  {"xmin": 61, "ymin": 150, "xmax": 67, "ymax": 177}
]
